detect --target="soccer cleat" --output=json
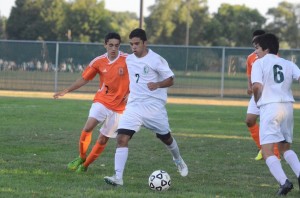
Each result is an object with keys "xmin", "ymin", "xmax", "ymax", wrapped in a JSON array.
[
  {"xmin": 255, "ymin": 150, "xmax": 263, "ymax": 161},
  {"xmin": 67, "ymin": 156, "xmax": 85, "ymax": 171},
  {"xmin": 75, "ymin": 164, "xmax": 87, "ymax": 173},
  {"xmin": 298, "ymin": 175, "xmax": 300, "ymax": 190},
  {"xmin": 173, "ymin": 158, "xmax": 188, "ymax": 177},
  {"xmin": 104, "ymin": 175, "xmax": 123, "ymax": 186},
  {"xmin": 276, "ymin": 179, "xmax": 293, "ymax": 196}
]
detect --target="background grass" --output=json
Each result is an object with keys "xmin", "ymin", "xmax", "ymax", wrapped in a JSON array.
[{"xmin": 1, "ymin": 96, "xmax": 300, "ymax": 197}]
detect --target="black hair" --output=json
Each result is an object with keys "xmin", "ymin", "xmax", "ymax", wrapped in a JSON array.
[
  {"xmin": 252, "ymin": 33, "xmax": 279, "ymax": 55},
  {"xmin": 104, "ymin": 32, "xmax": 121, "ymax": 44},
  {"xmin": 129, "ymin": 28, "xmax": 147, "ymax": 41},
  {"xmin": 252, "ymin": 29, "xmax": 265, "ymax": 38}
]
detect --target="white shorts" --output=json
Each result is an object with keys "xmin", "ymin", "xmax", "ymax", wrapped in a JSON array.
[
  {"xmin": 88, "ymin": 102, "xmax": 121, "ymax": 138},
  {"xmin": 118, "ymin": 99, "xmax": 171, "ymax": 135},
  {"xmin": 259, "ymin": 102, "xmax": 293, "ymax": 145},
  {"xmin": 247, "ymin": 96, "xmax": 260, "ymax": 115}
]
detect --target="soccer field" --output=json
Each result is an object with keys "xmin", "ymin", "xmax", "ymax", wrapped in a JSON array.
[{"xmin": 1, "ymin": 96, "xmax": 300, "ymax": 197}]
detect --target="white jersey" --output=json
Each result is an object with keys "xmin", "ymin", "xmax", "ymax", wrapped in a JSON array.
[
  {"xmin": 126, "ymin": 49, "xmax": 174, "ymax": 103},
  {"xmin": 251, "ymin": 54, "xmax": 300, "ymax": 107}
]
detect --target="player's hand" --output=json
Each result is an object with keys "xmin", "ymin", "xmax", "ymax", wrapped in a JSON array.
[
  {"xmin": 53, "ymin": 89, "xmax": 68, "ymax": 99},
  {"xmin": 247, "ymin": 88, "xmax": 252, "ymax": 95},
  {"xmin": 147, "ymin": 82, "xmax": 159, "ymax": 91}
]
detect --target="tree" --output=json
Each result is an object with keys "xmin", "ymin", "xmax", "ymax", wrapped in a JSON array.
[
  {"xmin": 110, "ymin": 12, "xmax": 139, "ymax": 44},
  {"xmin": 208, "ymin": 4, "xmax": 266, "ymax": 47},
  {"xmin": 63, "ymin": 0, "xmax": 112, "ymax": 42},
  {"xmin": 0, "ymin": 16, "xmax": 7, "ymax": 39},
  {"xmin": 265, "ymin": 1, "xmax": 300, "ymax": 48},
  {"xmin": 145, "ymin": 0, "xmax": 210, "ymax": 45},
  {"xmin": 6, "ymin": 0, "xmax": 66, "ymax": 40}
]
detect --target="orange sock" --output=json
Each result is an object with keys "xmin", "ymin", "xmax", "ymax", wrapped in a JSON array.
[
  {"xmin": 273, "ymin": 144, "xmax": 281, "ymax": 159},
  {"xmin": 79, "ymin": 131, "xmax": 92, "ymax": 159},
  {"xmin": 248, "ymin": 124, "xmax": 261, "ymax": 149},
  {"xmin": 83, "ymin": 142, "xmax": 106, "ymax": 168}
]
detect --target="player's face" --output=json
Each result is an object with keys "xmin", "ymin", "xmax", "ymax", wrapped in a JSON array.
[
  {"xmin": 105, "ymin": 39, "xmax": 120, "ymax": 60},
  {"xmin": 254, "ymin": 43, "xmax": 268, "ymax": 59},
  {"xmin": 129, "ymin": 37, "xmax": 147, "ymax": 58}
]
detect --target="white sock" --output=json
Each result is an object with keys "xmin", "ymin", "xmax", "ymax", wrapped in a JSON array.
[
  {"xmin": 284, "ymin": 150, "xmax": 300, "ymax": 177},
  {"xmin": 266, "ymin": 155, "xmax": 288, "ymax": 185},
  {"xmin": 166, "ymin": 138, "xmax": 181, "ymax": 160},
  {"xmin": 115, "ymin": 147, "xmax": 128, "ymax": 180}
]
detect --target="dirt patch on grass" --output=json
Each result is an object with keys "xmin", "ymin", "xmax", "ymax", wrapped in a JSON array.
[{"xmin": 1, "ymin": 90, "xmax": 300, "ymax": 109}]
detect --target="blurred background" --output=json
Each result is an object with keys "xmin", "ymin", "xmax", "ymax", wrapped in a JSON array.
[{"xmin": 0, "ymin": 0, "xmax": 299, "ymax": 99}]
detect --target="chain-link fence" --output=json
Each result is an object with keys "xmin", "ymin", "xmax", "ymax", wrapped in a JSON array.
[{"xmin": 1, "ymin": 40, "xmax": 300, "ymax": 99}]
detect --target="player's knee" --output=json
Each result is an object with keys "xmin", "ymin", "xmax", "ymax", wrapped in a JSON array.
[
  {"xmin": 156, "ymin": 132, "xmax": 171, "ymax": 143},
  {"xmin": 117, "ymin": 129, "xmax": 135, "ymax": 147}
]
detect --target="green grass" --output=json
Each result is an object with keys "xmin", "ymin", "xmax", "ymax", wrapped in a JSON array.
[{"xmin": 1, "ymin": 96, "xmax": 300, "ymax": 197}]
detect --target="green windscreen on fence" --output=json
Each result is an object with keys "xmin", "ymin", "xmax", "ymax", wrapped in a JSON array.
[{"xmin": 1, "ymin": 40, "xmax": 300, "ymax": 99}]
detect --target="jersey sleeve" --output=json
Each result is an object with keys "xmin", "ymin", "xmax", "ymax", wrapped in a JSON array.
[
  {"xmin": 292, "ymin": 63, "xmax": 300, "ymax": 80},
  {"xmin": 82, "ymin": 65, "xmax": 98, "ymax": 80},
  {"xmin": 251, "ymin": 61, "xmax": 262, "ymax": 84},
  {"xmin": 156, "ymin": 56, "xmax": 174, "ymax": 80}
]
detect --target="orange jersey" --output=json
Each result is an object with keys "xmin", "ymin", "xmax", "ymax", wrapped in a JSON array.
[
  {"xmin": 246, "ymin": 52, "xmax": 258, "ymax": 77},
  {"xmin": 82, "ymin": 52, "xmax": 129, "ymax": 113}
]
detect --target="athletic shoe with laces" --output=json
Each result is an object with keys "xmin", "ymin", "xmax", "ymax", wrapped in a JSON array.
[
  {"xmin": 255, "ymin": 149, "xmax": 263, "ymax": 161},
  {"xmin": 75, "ymin": 164, "xmax": 87, "ymax": 173},
  {"xmin": 104, "ymin": 175, "xmax": 123, "ymax": 186},
  {"xmin": 67, "ymin": 156, "xmax": 85, "ymax": 171},
  {"xmin": 173, "ymin": 157, "xmax": 188, "ymax": 177},
  {"xmin": 276, "ymin": 179, "xmax": 293, "ymax": 196}
]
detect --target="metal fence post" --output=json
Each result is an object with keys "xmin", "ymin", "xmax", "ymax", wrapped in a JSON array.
[
  {"xmin": 220, "ymin": 47, "xmax": 225, "ymax": 98},
  {"xmin": 54, "ymin": 42, "xmax": 59, "ymax": 93}
]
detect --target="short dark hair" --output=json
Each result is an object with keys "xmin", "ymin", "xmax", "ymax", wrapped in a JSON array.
[
  {"xmin": 104, "ymin": 32, "xmax": 121, "ymax": 44},
  {"xmin": 129, "ymin": 28, "xmax": 147, "ymax": 41},
  {"xmin": 252, "ymin": 30, "xmax": 265, "ymax": 37},
  {"xmin": 253, "ymin": 33, "xmax": 279, "ymax": 55}
]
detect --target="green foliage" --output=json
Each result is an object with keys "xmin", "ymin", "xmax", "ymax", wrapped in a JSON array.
[
  {"xmin": 1, "ymin": 97, "xmax": 300, "ymax": 197},
  {"xmin": 2, "ymin": 0, "xmax": 300, "ymax": 47}
]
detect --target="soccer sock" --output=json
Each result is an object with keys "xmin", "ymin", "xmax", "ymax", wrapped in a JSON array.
[
  {"xmin": 284, "ymin": 150, "xmax": 300, "ymax": 177},
  {"xmin": 79, "ymin": 130, "xmax": 92, "ymax": 159},
  {"xmin": 165, "ymin": 138, "xmax": 181, "ymax": 160},
  {"xmin": 266, "ymin": 155, "xmax": 288, "ymax": 185},
  {"xmin": 83, "ymin": 142, "xmax": 106, "ymax": 168},
  {"xmin": 115, "ymin": 147, "xmax": 128, "ymax": 180},
  {"xmin": 248, "ymin": 124, "xmax": 261, "ymax": 149}
]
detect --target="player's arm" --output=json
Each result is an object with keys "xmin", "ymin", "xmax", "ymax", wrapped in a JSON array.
[
  {"xmin": 252, "ymin": 82, "xmax": 262, "ymax": 103},
  {"xmin": 147, "ymin": 76, "xmax": 174, "ymax": 91},
  {"xmin": 53, "ymin": 77, "xmax": 89, "ymax": 99}
]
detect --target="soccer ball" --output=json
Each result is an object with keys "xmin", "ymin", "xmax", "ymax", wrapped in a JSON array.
[{"xmin": 148, "ymin": 170, "xmax": 171, "ymax": 191}]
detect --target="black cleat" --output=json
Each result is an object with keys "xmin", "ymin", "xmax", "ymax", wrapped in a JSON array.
[
  {"xmin": 298, "ymin": 175, "xmax": 300, "ymax": 190},
  {"xmin": 276, "ymin": 179, "xmax": 293, "ymax": 196}
]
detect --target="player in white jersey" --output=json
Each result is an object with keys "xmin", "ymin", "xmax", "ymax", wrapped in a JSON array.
[
  {"xmin": 104, "ymin": 28, "xmax": 188, "ymax": 186},
  {"xmin": 251, "ymin": 33, "xmax": 300, "ymax": 196}
]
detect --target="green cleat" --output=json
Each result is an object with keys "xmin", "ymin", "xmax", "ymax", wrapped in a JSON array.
[
  {"xmin": 67, "ymin": 156, "xmax": 85, "ymax": 171},
  {"xmin": 76, "ymin": 164, "xmax": 87, "ymax": 173},
  {"xmin": 255, "ymin": 150, "xmax": 263, "ymax": 161}
]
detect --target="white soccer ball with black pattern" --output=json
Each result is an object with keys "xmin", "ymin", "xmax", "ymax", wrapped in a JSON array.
[{"xmin": 148, "ymin": 170, "xmax": 171, "ymax": 191}]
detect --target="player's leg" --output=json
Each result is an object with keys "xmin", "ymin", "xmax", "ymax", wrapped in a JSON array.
[
  {"xmin": 156, "ymin": 132, "xmax": 188, "ymax": 177},
  {"xmin": 261, "ymin": 103, "xmax": 293, "ymax": 195},
  {"xmin": 77, "ymin": 111, "xmax": 121, "ymax": 173},
  {"xmin": 245, "ymin": 97, "xmax": 262, "ymax": 159},
  {"xmin": 280, "ymin": 104, "xmax": 300, "ymax": 190},
  {"xmin": 104, "ymin": 130, "xmax": 134, "ymax": 186},
  {"xmin": 67, "ymin": 117, "xmax": 98, "ymax": 171},
  {"xmin": 67, "ymin": 103, "xmax": 102, "ymax": 171}
]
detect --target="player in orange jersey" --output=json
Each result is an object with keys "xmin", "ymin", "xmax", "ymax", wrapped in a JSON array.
[
  {"xmin": 245, "ymin": 30, "xmax": 280, "ymax": 160},
  {"xmin": 53, "ymin": 32, "xmax": 129, "ymax": 173}
]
